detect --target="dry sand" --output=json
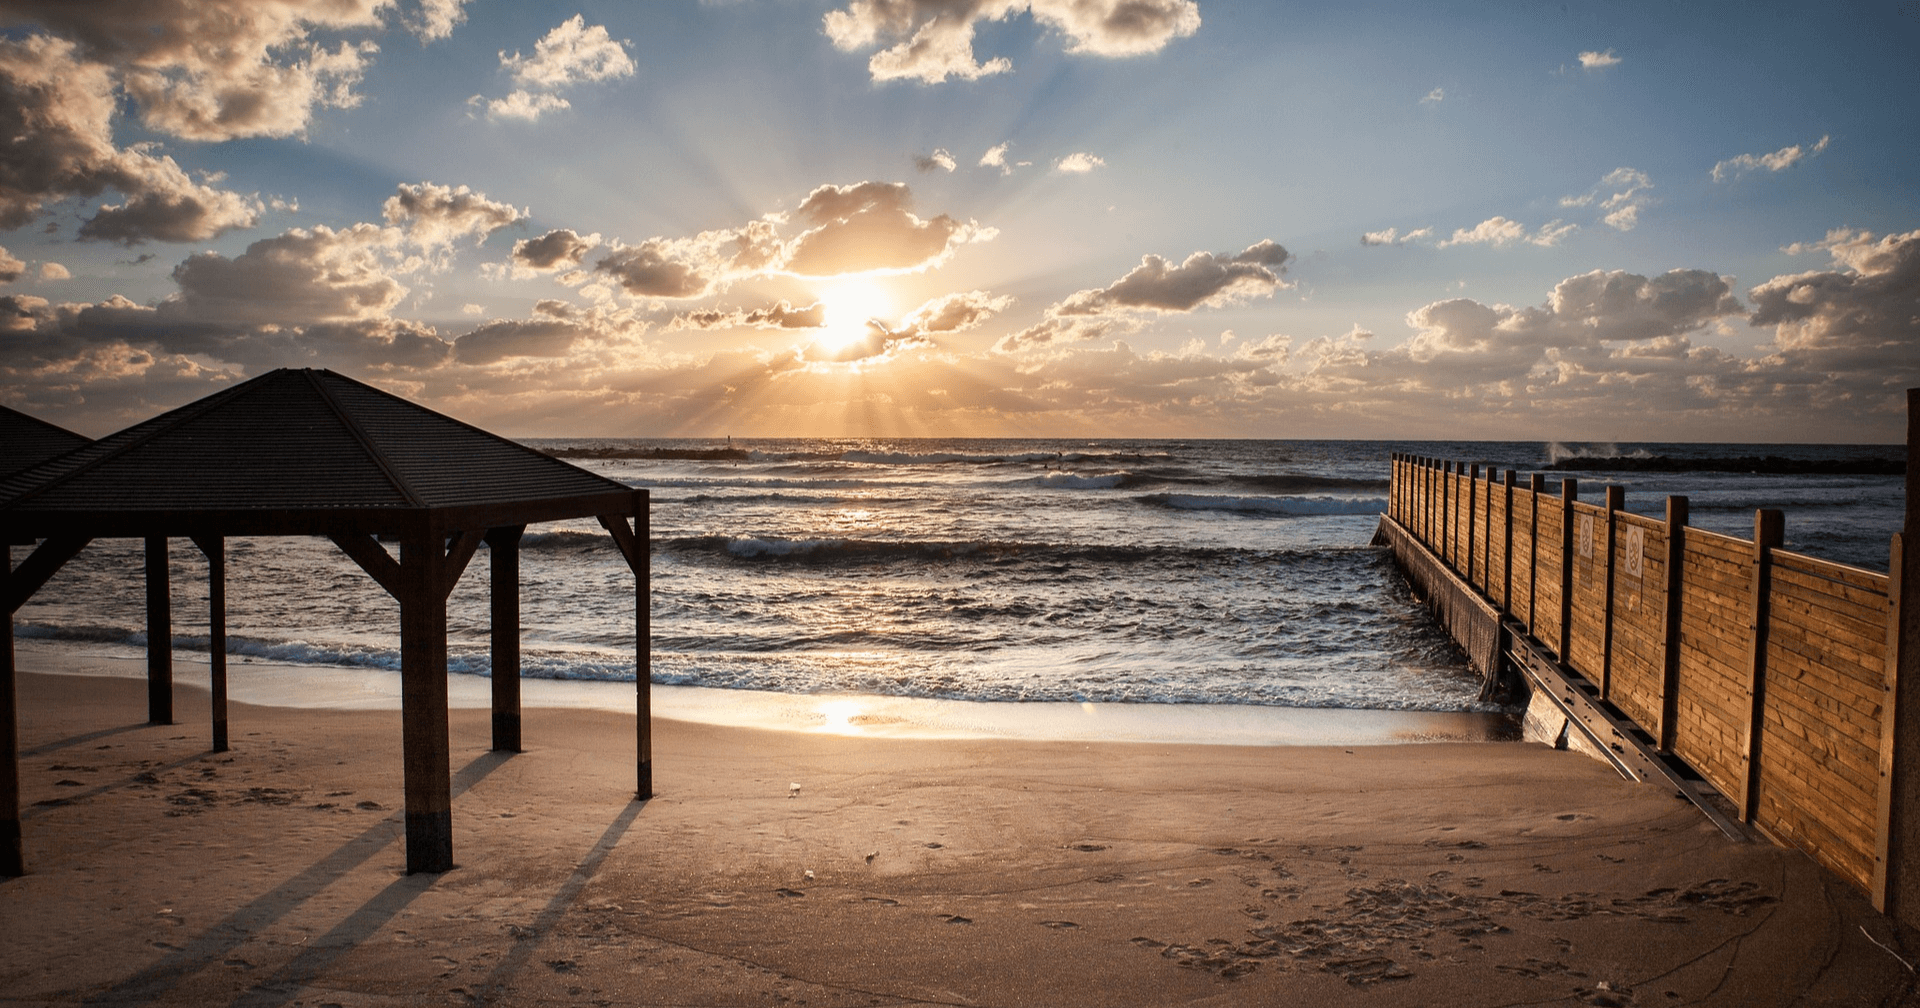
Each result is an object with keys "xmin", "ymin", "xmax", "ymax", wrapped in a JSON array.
[{"xmin": 3, "ymin": 655, "xmax": 1917, "ymax": 1007}]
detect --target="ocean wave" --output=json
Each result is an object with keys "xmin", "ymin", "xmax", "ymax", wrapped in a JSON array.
[
  {"xmin": 1238, "ymin": 474, "xmax": 1389, "ymax": 494},
  {"xmin": 1033, "ymin": 470, "xmax": 1134, "ymax": 490},
  {"xmin": 1546, "ymin": 441, "xmax": 1653, "ymax": 464},
  {"xmin": 1137, "ymin": 493, "xmax": 1387, "ymax": 516}
]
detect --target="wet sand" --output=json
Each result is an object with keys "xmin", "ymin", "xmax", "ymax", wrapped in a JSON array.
[{"xmin": 3, "ymin": 654, "xmax": 1917, "ymax": 1006}]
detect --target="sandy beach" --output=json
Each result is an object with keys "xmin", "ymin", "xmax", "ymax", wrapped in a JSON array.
[{"xmin": 3, "ymin": 649, "xmax": 1917, "ymax": 1007}]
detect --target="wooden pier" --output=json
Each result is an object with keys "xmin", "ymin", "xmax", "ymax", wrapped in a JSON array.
[{"xmin": 1378, "ymin": 390, "xmax": 1919, "ymax": 930}]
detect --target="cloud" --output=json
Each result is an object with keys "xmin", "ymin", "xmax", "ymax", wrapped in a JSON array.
[
  {"xmin": 407, "ymin": 0, "xmax": 471, "ymax": 41},
  {"xmin": 2, "ymin": 0, "xmax": 386, "ymax": 142},
  {"xmin": 898, "ymin": 290, "xmax": 1013, "ymax": 334},
  {"xmin": 0, "ymin": 35, "xmax": 262, "ymax": 243},
  {"xmin": 1711, "ymin": 135, "xmax": 1830, "ymax": 183},
  {"xmin": 1748, "ymin": 228, "xmax": 1920, "ymax": 380},
  {"xmin": 916, "ymin": 148, "xmax": 958, "ymax": 172},
  {"xmin": 166, "ymin": 223, "xmax": 410, "ymax": 326},
  {"xmin": 381, "ymin": 181, "xmax": 528, "ymax": 255},
  {"xmin": 593, "ymin": 219, "xmax": 783, "ymax": 300},
  {"xmin": 512, "ymin": 229, "xmax": 603, "ymax": 275},
  {"xmin": 1055, "ymin": 152, "xmax": 1105, "ymax": 174},
  {"xmin": 979, "ymin": 142, "xmax": 1023, "ymax": 175},
  {"xmin": 1578, "ymin": 49, "xmax": 1620, "ymax": 69},
  {"xmin": 669, "ymin": 301, "xmax": 826, "ymax": 331},
  {"xmin": 782, "ymin": 181, "xmax": 995, "ymax": 276},
  {"xmin": 1437, "ymin": 217, "xmax": 1575, "ymax": 248},
  {"xmin": 477, "ymin": 15, "xmax": 635, "ymax": 122},
  {"xmin": 1360, "ymin": 226, "xmax": 1431, "ymax": 247},
  {"xmin": 38, "ymin": 262, "xmax": 69, "ymax": 280},
  {"xmin": 1559, "ymin": 168, "xmax": 1653, "ymax": 231},
  {"xmin": 998, "ymin": 241, "xmax": 1288, "ymax": 351},
  {"xmin": 824, "ymin": 0, "xmax": 1200, "ymax": 84},
  {"xmin": 0, "ymin": 246, "xmax": 23, "ymax": 283},
  {"xmin": 1420, "ymin": 87, "xmax": 1444, "ymax": 104}
]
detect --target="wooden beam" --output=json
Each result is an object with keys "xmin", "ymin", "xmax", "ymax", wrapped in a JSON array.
[
  {"xmin": 398, "ymin": 531, "xmax": 453, "ymax": 874},
  {"xmin": 190, "ymin": 535, "xmax": 228, "ymax": 753},
  {"xmin": 1879, "ymin": 387, "xmax": 1920, "ymax": 925},
  {"xmin": 329, "ymin": 532, "xmax": 404, "ymax": 596},
  {"xmin": 439, "ymin": 528, "xmax": 486, "ymax": 601},
  {"xmin": 1503, "ymin": 470, "xmax": 1517, "ymax": 613},
  {"xmin": 1658, "ymin": 495, "xmax": 1689, "ymax": 752},
  {"xmin": 635, "ymin": 493, "xmax": 652, "ymax": 800},
  {"xmin": 1601, "ymin": 485, "xmax": 1625, "ymax": 700},
  {"xmin": 2, "ymin": 545, "xmax": 20, "ymax": 876},
  {"xmin": 1740, "ymin": 508, "xmax": 1785, "ymax": 823},
  {"xmin": 146, "ymin": 536, "xmax": 172, "ymax": 726},
  {"xmin": 2, "ymin": 536, "xmax": 90, "ymax": 614},
  {"xmin": 1528, "ymin": 473, "xmax": 1545, "ymax": 633},
  {"xmin": 486, "ymin": 526, "xmax": 524, "ymax": 753},
  {"xmin": 1559, "ymin": 479, "xmax": 1578, "ymax": 663},
  {"xmin": 1467, "ymin": 463, "xmax": 1479, "ymax": 586}
]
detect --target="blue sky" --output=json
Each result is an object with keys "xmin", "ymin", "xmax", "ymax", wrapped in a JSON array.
[{"xmin": 1, "ymin": 0, "xmax": 1915, "ymax": 441}]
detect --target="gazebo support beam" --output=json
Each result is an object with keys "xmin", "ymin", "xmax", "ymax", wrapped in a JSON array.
[
  {"xmin": 398, "ymin": 531, "xmax": 454, "ymax": 874},
  {"xmin": 145, "ymin": 537, "xmax": 172, "ymax": 725},
  {"xmin": 3, "ymin": 535, "xmax": 92, "ymax": 877},
  {"xmin": 191, "ymin": 536, "xmax": 228, "ymax": 753},
  {"xmin": 486, "ymin": 526, "xmax": 525, "ymax": 753},
  {"xmin": 598, "ymin": 491, "xmax": 651, "ymax": 800}
]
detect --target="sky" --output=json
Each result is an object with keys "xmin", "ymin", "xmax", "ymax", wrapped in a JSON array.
[{"xmin": 0, "ymin": 0, "xmax": 1916, "ymax": 443}]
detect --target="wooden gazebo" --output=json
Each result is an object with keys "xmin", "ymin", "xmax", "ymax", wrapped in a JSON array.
[{"xmin": 0, "ymin": 369, "xmax": 650, "ymax": 875}]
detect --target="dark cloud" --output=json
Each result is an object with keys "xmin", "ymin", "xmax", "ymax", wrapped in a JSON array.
[
  {"xmin": 1056, "ymin": 240, "xmax": 1290, "ymax": 316},
  {"xmin": 824, "ymin": 0, "xmax": 1200, "ymax": 83},
  {"xmin": 0, "ymin": 245, "xmax": 23, "ymax": 282},
  {"xmin": 670, "ymin": 301, "xmax": 825, "ymax": 331},
  {"xmin": 512, "ymin": 228, "xmax": 601, "ymax": 273}
]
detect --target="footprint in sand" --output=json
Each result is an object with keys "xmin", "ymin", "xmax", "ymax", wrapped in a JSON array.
[
  {"xmin": 774, "ymin": 888, "xmax": 806, "ymax": 898},
  {"xmin": 1129, "ymin": 937, "xmax": 1167, "ymax": 949},
  {"xmin": 1092, "ymin": 873, "xmax": 1126, "ymax": 883},
  {"xmin": 1069, "ymin": 843, "xmax": 1107, "ymax": 852},
  {"xmin": 1186, "ymin": 878, "xmax": 1215, "ymax": 887},
  {"xmin": 941, "ymin": 914, "xmax": 973, "ymax": 925},
  {"xmin": 1039, "ymin": 920, "xmax": 1078, "ymax": 929},
  {"xmin": 858, "ymin": 896, "xmax": 900, "ymax": 906}
]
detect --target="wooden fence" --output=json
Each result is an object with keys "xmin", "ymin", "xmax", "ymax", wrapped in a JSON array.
[{"xmin": 1383, "ymin": 432, "xmax": 1917, "ymax": 922}]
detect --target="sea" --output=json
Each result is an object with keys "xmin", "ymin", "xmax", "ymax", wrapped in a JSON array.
[{"xmin": 11, "ymin": 438, "xmax": 1906, "ymax": 737}]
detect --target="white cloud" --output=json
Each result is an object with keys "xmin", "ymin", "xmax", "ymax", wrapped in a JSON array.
[
  {"xmin": 824, "ymin": 0, "xmax": 1200, "ymax": 84},
  {"xmin": 407, "ymin": 0, "xmax": 471, "ymax": 41},
  {"xmin": 1001, "ymin": 240, "xmax": 1289, "ymax": 351},
  {"xmin": 781, "ymin": 181, "xmax": 996, "ymax": 277},
  {"xmin": 477, "ymin": 15, "xmax": 635, "ymax": 122},
  {"xmin": 0, "ymin": 246, "xmax": 24, "ymax": 283},
  {"xmin": 916, "ymin": 148, "xmax": 958, "ymax": 172},
  {"xmin": 1055, "ymin": 152, "xmax": 1105, "ymax": 174},
  {"xmin": 1578, "ymin": 49, "xmax": 1620, "ymax": 69},
  {"xmin": 38, "ymin": 262, "xmax": 69, "ymax": 280},
  {"xmin": 382, "ymin": 182, "xmax": 528, "ymax": 258},
  {"xmin": 1711, "ymin": 135, "xmax": 1830, "ymax": 183},
  {"xmin": 1437, "ymin": 217, "xmax": 1573, "ymax": 248},
  {"xmin": 1360, "ymin": 226, "xmax": 1431, "ymax": 247},
  {"xmin": 980, "ymin": 142, "xmax": 1014, "ymax": 174},
  {"xmin": 1420, "ymin": 87, "xmax": 1444, "ymax": 104},
  {"xmin": 669, "ymin": 301, "xmax": 826, "ymax": 331},
  {"xmin": 1560, "ymin": 168, "xmax": 1653, "ymax": 231}
]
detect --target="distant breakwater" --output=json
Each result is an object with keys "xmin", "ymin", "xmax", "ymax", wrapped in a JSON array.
[{"xmin": 1546, "ymin": 455, "xmax": 1904, "ymax": 475}]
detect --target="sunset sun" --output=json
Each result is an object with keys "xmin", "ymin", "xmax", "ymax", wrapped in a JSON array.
[{"xmin": 812, "ymin": 277, "xmax": 900, "ymax": 354}]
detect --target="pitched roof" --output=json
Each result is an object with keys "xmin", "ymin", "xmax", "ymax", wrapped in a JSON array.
[
  {"xmin": 1, "ymin": 369, "xmax": 636, "ymax": 537},
  {"xmin": 1, "ymin": 404, "xmax": 91, "ymax": 481}
]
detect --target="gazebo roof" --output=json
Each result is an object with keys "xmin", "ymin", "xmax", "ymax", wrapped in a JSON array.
[
  {"xmin": 0, "ymin": 368, "xmax": 636, "ymax": 538},
  {"xmin": 1, "ymin": 404, "xmax": 92, "ymax": 482}
]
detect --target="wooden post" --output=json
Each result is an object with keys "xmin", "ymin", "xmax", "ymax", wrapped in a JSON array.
[
  {"xmin": 1440, "ymin": 462, "xmax": 1452, "ymax": 563},
  {"xmin": 145, "ymin": 536, "xmax": 173, "ymax": 725},
  {"xmin": 399, "ymin": 529, "xmax": 454, "ymax": 874},
  {"xmin": 1876, "ymin": 388, "xmax": 1920, "ymax": 923},
  {"xmin": 1485, "ymin": 468, "xmax": 1498, "ymax": 597},
  {"xmin": 1658, "ymin": 496, "xmax": 1689, "ymax": 752},
  {"xmin": 1, "ymin": 544, "xmax": 18, "ymax": 877},
  {"xmin": 1467, "ymin": 464, "xmax": 1479, "ymax": 586},
  {"xmin": 1503, "ymin": 470, "xmax": 1517, "ymax": 614},
  {"xmin": 191, "ymin": 536, "xmax": 228, "ymax": 753},
  {"xmin": 486, "ymin": 526, "xmax": 525, "ymax": 753},
  {"xmin": 1559, "ymin": 479, "xmax": 1578, "ymax": 663},
  {"xmin": 1601, "ymin": 485, "xmax": 1624, "ymax": 699},
  {"xmin": 1529, "ymin": 473, "xmax": 1545, "ymax": 633},
  {"xmin": 1740, "ymin": 508, "xmax": 1785, "ymax": 823},
  {"xmin": 636, "ymin": 492, "xmax": 652, "ymax": 801}
]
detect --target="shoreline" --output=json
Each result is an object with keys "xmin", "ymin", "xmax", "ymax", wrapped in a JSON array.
[
  {"xmin": 4, "ymin": 662, "xmax": 1915, "ymax": 1005},
  {"xmin": 13, "ymin": 637, "xmax": 1519, "ymax": 747}
]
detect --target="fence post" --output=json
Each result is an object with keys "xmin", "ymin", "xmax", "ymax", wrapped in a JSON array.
[
  {"xmin": 1740, "ymin": 508, "xmax": 1785, "ymax": 823},
  {"xmin": 1442, "ymin": 462, "xmax": 1453, "ymax": 565},
  {"xmin": 1503, "ymin": 470, "xmax": 1517, "ymax": 614},
  {"xmin": 1467, "ymin": 464, "xmax": 1479, "ymax": 586},
  {"xmin": 1529, "ymin": 473, "xmax": 1545, "ymax": 633},
  {"xmin": 1659, "ymin": 495, "xmax": 1689, "ymax": 752},
  {"xmin": 1559, "ymin": 479, "xmax": 1578, "ymax": 663},
  {"xmin": 1876, "ymin": 387, "xmax": 1920, "ymax": 924},
  {"xmin": 1602, "ymin": 485, "xmax": 1625, "ymax": 700}
]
